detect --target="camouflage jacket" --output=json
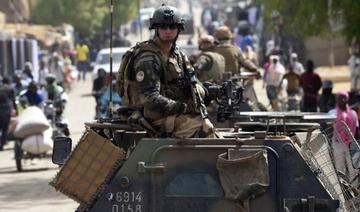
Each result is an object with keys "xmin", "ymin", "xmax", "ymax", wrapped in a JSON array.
[
  {"xmin": 133, "ymin": 40, "xmax": 192, "ymax": 120},
  {"xmin": 213, "ymin": 41, "xmax": 258, "ymax": 75},
  {"xmin": 194, "ymin": 51, "xmax": 225, "ymax": 83}
]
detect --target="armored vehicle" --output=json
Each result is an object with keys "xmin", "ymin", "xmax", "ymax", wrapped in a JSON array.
[{"xmin": 51, "ymin": 107, "xmax": 360, "ymax": 212}]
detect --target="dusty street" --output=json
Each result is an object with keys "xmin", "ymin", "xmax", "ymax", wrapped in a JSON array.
[{"xmin": 0, "ymin": 78, "xmax": 95, "ymax": 212}]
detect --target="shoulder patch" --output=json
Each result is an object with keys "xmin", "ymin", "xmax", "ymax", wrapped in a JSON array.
[{"xmin": 136, "ymin": 71, "xmax": 145, "ymax": 82}]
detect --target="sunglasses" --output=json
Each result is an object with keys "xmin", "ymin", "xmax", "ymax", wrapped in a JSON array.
[{"xmin": 158, "ymin": 24, "xmax": 178, "ymax": 30}]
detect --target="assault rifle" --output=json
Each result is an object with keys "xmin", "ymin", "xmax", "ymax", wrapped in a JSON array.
[{"xmin": 182, "ymin": 53, "xmax": 209, "ymax": 119}]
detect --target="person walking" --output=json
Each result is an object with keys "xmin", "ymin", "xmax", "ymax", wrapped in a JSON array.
[
  {"xmin": 300, "ymin": 60, "xmax": 322, "ymax": 112},
  {"xmin": 329, "ymin": 91, "xmax": 359, "ymax": 183},
  {"xmin": 38, "ymin": 59, "xmax": 49, "ymax": 88},
  {"xmin": 290, "ymin": 53, "xmax": 305, "ymax": 76},
  {"xmin": 348, "ymin": 51, "xmax": 360, "ymax": 91},
  {"xmin": 265, "ymin": 55, "xmax": 285, "ymax": 111},
  {"xmin": 0, "ymin": 77, "xmax": 16, "ymax": 150},
  {"xmin": 76, "ymin": 39, "xmax": 89, "ymax": 81},
  {"xmin": 92, "ymin": 68, "xmax": 107, "ymax": 118},
  {"xmin": 279, "ymin": 66, "xmax": 301, "ymax": 111},
  {"xmin": 49, "ymin": 53, "xmax": 65, "ymax": 87},
  {"xmin": 319, "ymin": 80, "xmax": 336, "ymax": 113}
]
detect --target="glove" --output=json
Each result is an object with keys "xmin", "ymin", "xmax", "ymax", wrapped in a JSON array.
[
  {"xmin": 179, "ymin": 102, "xmax": 190, "ymax": 114},
  {"xmin": 255, "ymin": 69, "xmax": 262, "ymax": 79},
  {"xmin": 186, "ymin": 98, "xmax": 203, "ymax": 114}
]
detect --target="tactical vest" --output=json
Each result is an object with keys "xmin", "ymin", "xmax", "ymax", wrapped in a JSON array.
[
  {"xmin": 117, "ymin": 41, "xmax": 190, "ymax": 120},
  {"xmin": 117, "ymin": 41, "xmax": 165, "ymax": 108},
  {"xmin": 198, "ymin": 51, "xmax": 225, "ymax": 83},
  {"xmin": 213, "ymin": 44, "xmax": 239, "ymax": 74}
]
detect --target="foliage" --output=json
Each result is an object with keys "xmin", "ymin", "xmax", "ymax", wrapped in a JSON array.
[
  {"xmin": 257, "ymin": 0, "xmax": 360, "ymax": 42},
  {"xmin": 31, "ymin": 0, "xmax": 137, "ymax": 36},
  {"xmin": 339, "ymin": 0, "xmax": 360, "ymax": 42}
]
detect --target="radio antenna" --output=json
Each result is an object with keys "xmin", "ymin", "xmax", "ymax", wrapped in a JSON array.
[{"xmin": 108, "ymin": 0, "xmax": 114, "ymax": 119}]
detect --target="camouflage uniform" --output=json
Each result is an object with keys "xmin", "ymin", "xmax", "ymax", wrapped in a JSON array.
[
  {"xmin": 194, "ymin": 51, "xmax": 225, "ymax": 84},
  {"xmin": 213, "ymin": 41, "xmax": 258, "ymax": 75},
  {"xmin": 132, "ymin": 40, "xmax": 215, "ymax": 138},
  {"xmin": 213, "ymin": 26, "xmax": 258, "ymax": 75},
  {"xmin": 212, "ymin": 26, "xmax": 263, "ymax": 111}
]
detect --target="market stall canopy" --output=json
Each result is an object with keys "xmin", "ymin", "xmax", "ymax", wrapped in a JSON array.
[{"xmin": 1, "ymin": 23, "xmax": 64, "ymax": 47}]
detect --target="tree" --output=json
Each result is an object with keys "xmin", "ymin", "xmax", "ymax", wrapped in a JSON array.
[
  {"xmin": 31, "ymin": 0, "xmax": 137, "ymax": 36},
  {"xmin": 257, "ymin": 0, "xmax": 360, "ymax": 42},
  {"xmin": 340, "ymin": 0, "xmax": 360, "ymax": 43}
]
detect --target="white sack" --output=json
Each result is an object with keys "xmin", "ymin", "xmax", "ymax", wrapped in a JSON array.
[
  {"xmin": 14, "ymin": 106, "xmax": 50, "ymax": 138},
  {"xmin": 21, "ymin": 127, "xmax": 53, "ymax": 154}
]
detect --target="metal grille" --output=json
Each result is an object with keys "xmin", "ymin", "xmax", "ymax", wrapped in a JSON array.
[{"xmin": 298, "ymin": 121, "xmax": 360, "ymax": 212}]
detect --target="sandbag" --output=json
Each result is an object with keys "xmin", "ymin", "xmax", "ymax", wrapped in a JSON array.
[
  {"xmin": 21, "ymin": 127, "xmax": 53, "ymax": 154},
  {"xmin": 14, "ymin": 106, "xmax": 50, "ymax": 138}
]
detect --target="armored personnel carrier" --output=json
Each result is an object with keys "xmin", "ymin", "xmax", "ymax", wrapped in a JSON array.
[{"xmin": 50, "ymin": 108, "xmax": 360, "ymax": 212}]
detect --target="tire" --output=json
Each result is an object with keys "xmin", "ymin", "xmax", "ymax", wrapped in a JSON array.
[{"xmin": 14, "ymin": 140, "xmax": 23, "ymax": 172}]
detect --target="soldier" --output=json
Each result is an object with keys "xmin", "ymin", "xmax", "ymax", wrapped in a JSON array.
[
  {"xmin": 193, "ymin": 35, "xmax": 226, "ymax": 126},
  {"xmin": 193, "ymin": 35, "xmax": 225, "ymax": 84},
  {"xmin": 119, "ymin": 4, "xmax": 216, "ymax": 138},
  {"xmin": 213, "ymin": 25, "xmax": 260, "ymax": 76},
  {"xmin": 213, "ymin": 26, "xmax": 263, "ymax": 110}
]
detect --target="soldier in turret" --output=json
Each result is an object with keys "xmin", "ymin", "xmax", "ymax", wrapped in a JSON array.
[{"xmin": 118, "ymin": 4, "xmax": 216, "ymax": 138}]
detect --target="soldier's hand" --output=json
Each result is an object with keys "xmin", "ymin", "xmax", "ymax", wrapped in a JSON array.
[
  {"xmin": 180, "ymin": 102, "xmax": 191, "ymax": 114},
  {"xmin": 255, "ymin": 69, "xmax": 262, "ymax": 79},
  {"xmin": 185, "ymin": 99, "xmax": 201, "ymax": 114}
]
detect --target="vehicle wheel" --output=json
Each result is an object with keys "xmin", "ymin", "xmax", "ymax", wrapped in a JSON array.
[{"xmin": 14, "ymin": 140, "xmax": 23, "ymax": 172}]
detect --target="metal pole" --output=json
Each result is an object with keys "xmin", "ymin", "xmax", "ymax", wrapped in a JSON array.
[
  {"xmin": 109, "ymin": 0, "xmax": 114, "ymax": 119},
  {"xmin": 137, "ymin": 0, "xmax": 143, "ymax": 41},
  {"xmin": 328, "ymin": 0, "xmax": 335, "ymax": 67},
  {"xmin": 188, "ymin": 0, "xmax": 193, "ymax": 14}
]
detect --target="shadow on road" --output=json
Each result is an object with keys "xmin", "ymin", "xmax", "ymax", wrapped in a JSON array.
[
  {"xmin": 0, "ymin": 167, "xmax": 58, "ymax": 174},
  {"xmin": 81, "ymin": 93, "xmax": 93, "ymax": 97},
  {"xmin": 0, "ymin": 177, "xmax": 65, "ymax": 202}
]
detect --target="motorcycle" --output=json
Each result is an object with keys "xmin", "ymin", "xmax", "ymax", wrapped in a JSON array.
[
  {"xmin": 13, "ymin": 90, "xmax": 69, "ymax": 171},
  {"xmin": 43, "ymin": 98, "xmax": 70, "ymax": 137}
]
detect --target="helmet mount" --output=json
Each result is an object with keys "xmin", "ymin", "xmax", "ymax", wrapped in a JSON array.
[{"xmin": 149, "ymin": 4, "xmax": 184, "ymax": 31}]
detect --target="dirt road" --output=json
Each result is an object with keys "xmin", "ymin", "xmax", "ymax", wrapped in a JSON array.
[{"xmin": 0, "ymin": 79, "xmax": 95, "ymax": 212}]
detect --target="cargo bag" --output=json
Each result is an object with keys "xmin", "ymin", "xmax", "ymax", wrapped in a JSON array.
[
  {"xmin": 21, "ymin": 127, "xmax": 53, "ymax": 154},
  {"xmin": 216, "ymin": 148, "xmax": 269, "ymax": 211},
  {"xmin": 51, "ymin": 130, "xmax": 126, "ymax": 207},
  {"xmin": 14, "ymin": 106, "xmax": 50, "ymax": 138}
]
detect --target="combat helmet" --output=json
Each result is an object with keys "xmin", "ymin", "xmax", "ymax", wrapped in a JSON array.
[
  {"xmin": 198, "ymin": 35, "xmax": 215, "ymax": 46},
  {"xmin": 149, "ymin": 4, "xmax": 185, "ymax": 31},
  {"xmin": 214, "ymin": 26, "xmax": 233, "ymax": 41},
  {"xmin": 45, "ymin": 73, "xmax": 57, "ymax": 84}
]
